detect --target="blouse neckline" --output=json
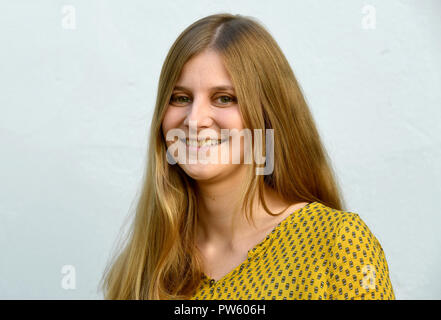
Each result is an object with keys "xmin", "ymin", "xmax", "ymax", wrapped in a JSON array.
[{"xmin": 201, "ymin": 201, "xmax": 318, "ymax": 285}]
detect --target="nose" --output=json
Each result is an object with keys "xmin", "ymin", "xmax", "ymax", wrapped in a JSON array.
[{"xmin": 183, "ymin": 96, "xmax": 213, "ymax": 130}]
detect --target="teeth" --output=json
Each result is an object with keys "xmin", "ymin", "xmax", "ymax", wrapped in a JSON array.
[{"xmin": 185, "ymin": 139, "xmax": 224, "ymax": 147}]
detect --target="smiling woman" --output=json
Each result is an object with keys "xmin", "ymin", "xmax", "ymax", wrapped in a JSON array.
[
  {"xmin": 98, "ymin": 13, "xmax": 395, "ymax": 300},
  {"xmin": 162, "ymin": 49, "xmax": 247, "ymax": 181}
]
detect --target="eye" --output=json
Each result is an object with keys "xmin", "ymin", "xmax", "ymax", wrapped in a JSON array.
[
  {"xmin": 215, "ymin": 95, "xmax": 237, "ymax": 105},
  {"xmin": 169, "ymin": 94, "xmax": 190, "ymax": 106},
  {"xmin": 169, "ymin": 94, "xmax": 237, "ymax": 107}
]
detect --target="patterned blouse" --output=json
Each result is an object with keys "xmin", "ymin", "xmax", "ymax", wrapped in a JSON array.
[{"xmin": 190, "ymin": 201, "xmax": 395, "ymax": 300}]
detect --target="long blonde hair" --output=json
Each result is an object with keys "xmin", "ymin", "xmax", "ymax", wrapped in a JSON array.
[{"xmin": 99, "ymin": 13, "xmax": 346, "ymax": 300}]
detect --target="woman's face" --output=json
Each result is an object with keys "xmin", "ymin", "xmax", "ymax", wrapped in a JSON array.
[{"xmin": 161, "ymin": 49, "xmax": 246, "ymax": 182}]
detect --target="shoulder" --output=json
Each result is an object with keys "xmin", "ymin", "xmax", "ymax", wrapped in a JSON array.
[
  {"xmin": 295, "ymin": 201, "xmax": 361, "ymax": 239},
  {"xmin": 302, "ymin": 202, "xmax": 395, "ymax": 300},
  {"xmin": 302, "ymin": 201, "xmax": 387, "ymax": 270}
]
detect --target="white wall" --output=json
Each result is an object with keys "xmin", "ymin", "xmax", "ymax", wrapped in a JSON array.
[{"xmin": 0, "ymin": 0, "xmax": 440, "ymax": 299}]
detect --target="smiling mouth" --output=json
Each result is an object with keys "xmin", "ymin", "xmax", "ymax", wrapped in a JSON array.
[{"xmin": 180, "ymin": 138, "xmax": 228, "ymax": 148}]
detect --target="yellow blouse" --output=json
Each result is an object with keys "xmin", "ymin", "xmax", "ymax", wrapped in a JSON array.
[{"xmin": 191, "ymin": 201, "xmax": 395, "ymax": 300}]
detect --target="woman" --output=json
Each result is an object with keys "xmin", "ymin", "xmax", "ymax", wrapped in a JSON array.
[{"xmin": 100, "ymin": 13, "xmax": 395, "ymax": 300}]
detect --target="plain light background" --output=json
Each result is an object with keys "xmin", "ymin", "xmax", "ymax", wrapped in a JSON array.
[{"xmin": 0, "ymin": 0, "xmax": 440, "ymax": 299}]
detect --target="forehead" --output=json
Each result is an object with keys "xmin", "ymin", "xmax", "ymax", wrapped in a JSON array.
[{"xmin": 175, "ymin": 50, "xmax": 234, "ymax": 89}]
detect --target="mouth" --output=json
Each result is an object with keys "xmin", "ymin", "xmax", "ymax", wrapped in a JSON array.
[{"xmin": 179, "ymin": 137, "xmax": 229, "ymax": 150}]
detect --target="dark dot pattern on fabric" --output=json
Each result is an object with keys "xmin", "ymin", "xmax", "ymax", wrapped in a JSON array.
[{"xmin": 190, "ymin": 201, "xmax": 395, "ymax": 300}]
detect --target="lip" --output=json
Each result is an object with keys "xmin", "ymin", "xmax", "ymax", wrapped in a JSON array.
[{"xmin": 179, "ymin": 138, "xmax": 228, "ymax": 151}]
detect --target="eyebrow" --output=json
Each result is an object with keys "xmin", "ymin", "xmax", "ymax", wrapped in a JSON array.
[{"xmin": 173, "ymin": 85, "xmax": 235, "ymax": 92}]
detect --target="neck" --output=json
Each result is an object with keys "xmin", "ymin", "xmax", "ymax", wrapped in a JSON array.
[{"xmin": 194, "ymin": 166, "xmax": 292, "ymax": 252}]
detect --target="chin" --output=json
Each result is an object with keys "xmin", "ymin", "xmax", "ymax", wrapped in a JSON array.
[{"xmin": 180, "ymin": 163, "xmax": 225, "ymax": 181}]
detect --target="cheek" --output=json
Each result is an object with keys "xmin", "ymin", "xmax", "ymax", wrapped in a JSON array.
[
  {"xmin": 162, "ymin": 107, "xmax": 185, "ymax": 136},
  {"xmin": 216, "ymin": 107, "xmax": 244, "ymax": 130}
]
